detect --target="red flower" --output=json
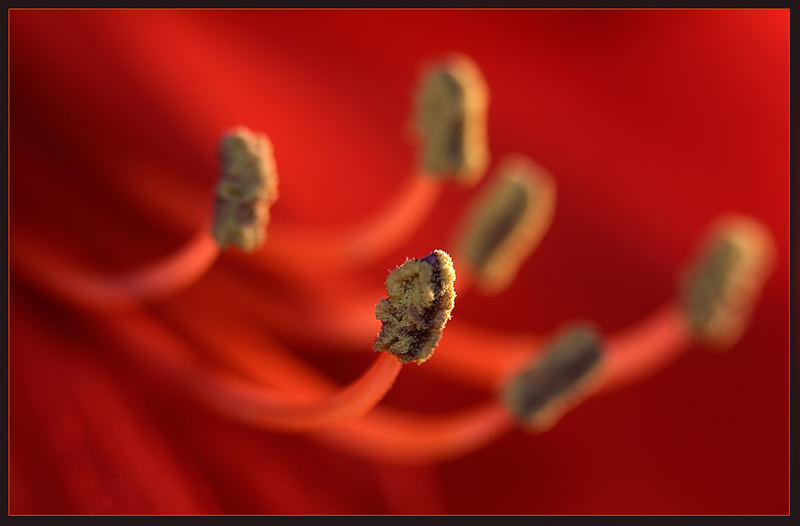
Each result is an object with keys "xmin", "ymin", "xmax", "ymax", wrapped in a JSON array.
[{"xmin": 10, "ymin": 9, "xmax": 789, "ymax": 515}]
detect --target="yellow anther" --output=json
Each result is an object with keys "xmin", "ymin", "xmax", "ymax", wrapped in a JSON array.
[
  {"xmin": 212, "ymin": 127, "xmax": 279, "ymax": 252},
  {"xmin": 374, "ymin": 250, "xmax": 457, "ymax": 364},
  {"xmin": 415, "ymin": 54, "xmax": 489, "ymax": 184}
]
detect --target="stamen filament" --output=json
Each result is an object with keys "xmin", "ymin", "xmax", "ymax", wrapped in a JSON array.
[
  {"xmin": 106, "ymin": 313, "xmax": 403, "ymax": 432},
  {"xmin": 316, "ymin": 404, "xmax": 513, "ymax": 465},
  {"xmin": 13, "ymin": 227, "xmax": 219, "ymax": 311},
  {"xmin": 202, "ymin": 353, "xmax": 402, "ymax": 432},
  {"xmin": 259, "ymin": 176, "xmax": 443, "ymax": 274},
  {"xmin": 598, "ymin": 303, "xmax": 693, "ymax": 392},
  {"xmin": 157, "ymin": 302, "xmax": 335, "ymax": 396}
]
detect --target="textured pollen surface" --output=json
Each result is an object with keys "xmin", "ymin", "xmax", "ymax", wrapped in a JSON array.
[
  {"xmin": 374, "ymin": 250, "xmax": 457, "ymax": 364},
  {"xmin": 503, "ymin": 325, "xmax": 603, "ymax": 428},
  {"xmin": 681, "ymin": 215, "xmax": 776, "ymax": 348},
  {"xmin": 415, "ymin": 54, "xmax": 489, "ymax": 184},
  {"xmin": 456, "ymin": 156, "xmax": 556, "ymax": 294},
  {"xmin": 212, "ymin": 127, "xmax": 279, "ymax": 252}
]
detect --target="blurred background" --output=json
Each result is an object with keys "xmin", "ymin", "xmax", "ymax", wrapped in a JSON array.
[{"xmin": 9, "ymin": 9, "xmax": 789, "ymax": 515}]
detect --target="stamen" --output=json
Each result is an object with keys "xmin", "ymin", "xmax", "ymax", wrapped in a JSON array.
[
  {"xmin": 502, "ymin": 324, "xmax": 603, "ymax": 431},
  {"xmin": 11, "ymin": 128, "xmax": 282, "ymax": 311},
  {"xmin": 454, "ymin": 156, "xmax": 556, "ymax": 294},
  {"xmin": 415, "ymin": 54, "xmax": 489, "ymax": 184},
  {"xmin": 189, "ymin": 264, "xmax": 535, "ymax": 388},
  {"xmin": 206, "ymin": 264, "xmax": 699, "ymax": 398},
  {"xmin": 112, "ymin": 56, "xmax": 492, "ymax": 279},
  {"xmin": 148, "ymin": 286, "xmax": 514, "ymax": 464},
  {"xmin": 374, "ymin": 250, "xmax": 457, "ymax": 364},
  {"xmin": 212, "ymin": 127, "xmax": 279, "ymax": 252},
  {"xmin": 680, "ymin": 215, "xmax": 776, "ymax": 349},
  {"xmin": 114, "ymin": 134, "xmax": 443, "ymax": 278}
]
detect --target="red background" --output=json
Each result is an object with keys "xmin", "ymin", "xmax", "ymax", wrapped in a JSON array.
[{"xmin": 9, "ymin": 9, "xmax": 789, "ymax": 514}]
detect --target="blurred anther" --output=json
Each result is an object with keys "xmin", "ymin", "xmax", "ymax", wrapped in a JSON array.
[
  {"xmin": 503, "ymin": 324, "xmax": 603, "ymax": 430},
  {"xmin": 415, "ymin": 55, "xmax": 489, "ymax": 183},
  {"xmin": 455, "ymin": 156, "xmax": 556, "ymax": 294},
  {"xmin": 681, "ymin": 215, "xmax": 776, "ymax": 349},
  {"xmin": 212, "ymin": 127, "xmax": 279, "ymax": 252}
]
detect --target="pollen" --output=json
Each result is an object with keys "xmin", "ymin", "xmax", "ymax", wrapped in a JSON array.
[
  {"xmin": 455, "ymin": 155, "xmax": 556, "ymax": 294},
  {"xmin": 415, "ymin": 54, "xmax": 489, "ymax": 184},
  {"xmin": 681, "ymin": 215, "xmax": 776, "ymax": 349},
  {"xmin": 503, "ymin": 324, "xmax": 603, "ymax": 430},
  {"xmin": 374, "ymin": 250, "xmax": 457, "ymax": 364},
  {"xmin": 212, "ymin": 127, "xmax": 280, "ymax": 252}
]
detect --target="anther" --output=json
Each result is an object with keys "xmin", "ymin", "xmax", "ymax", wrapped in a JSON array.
[
  {"xmin": 212, "ymin": 127, "xmax": 280, "ymax": 252},
  {"xmin": 503, "ymin": 324, "xmax": 603, "ymax": 430},
  {"xmin": 415, "ymin": 54, "xmax": 489, "ymax": 184},
  {"xmin": 374, "ymin": 250, "xmax": 457, "ymax": 364},
  {"xmin": 680, "ymin": 215, "xmax": 776, "ymax": 349},
  {"xmin": 455, "ymin": 155, "xmax": 556, "ymax": 294}
]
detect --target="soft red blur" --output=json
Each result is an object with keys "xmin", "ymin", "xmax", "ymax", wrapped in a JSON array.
[{"xmin": 9, "ymin": 9, "xmax": 789, "ymax": 514}]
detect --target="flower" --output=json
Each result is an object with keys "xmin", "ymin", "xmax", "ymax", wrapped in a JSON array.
[{"xmin": 9, "ymin": 9, "xmax": 788, "ymax": 515}]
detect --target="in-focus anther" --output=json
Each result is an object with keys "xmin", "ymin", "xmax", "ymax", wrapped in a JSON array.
[
  {"xmin": 503, "ymin": 324, "xmax": 603, "ymax": 430},
  {"xmin": 374, "ymin": 250, "xmax": 457, "ymax": 364},
  {"xmin": 212, "ymin": 127, "xmax": 279, "ymax": 252},
  {"xmin": 455, "ymin": 155, "xmax": 556, "ymax": 294},
  {"xmin": 415, "ymin": 54, "xmax": 489, "ymax": 184},
  {"xmin": 680, "ymin": 215, "xmax": 776, "ymax": 349}
]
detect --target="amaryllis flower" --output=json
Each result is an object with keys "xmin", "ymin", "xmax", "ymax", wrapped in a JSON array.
[{"xmin": 9, "ymin": 9, "xmax": 788, "ymax": 515}]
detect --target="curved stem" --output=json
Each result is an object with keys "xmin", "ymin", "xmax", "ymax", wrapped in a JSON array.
[
  {"xmin": 315, "ymin": 404, "xmax": 514, "ymax": 465},
  {"xmin": 598, "ymin": 303, "xmax": 694, "ymax": 393},
  {"xmin": 202, "ymin": 353, "xmax": 402, "ymax": 432},
  {"xmin": 108, "ymin": 313, "xmax": 402, "ymax": 432},
  {"xmin": 12, "ymin": 226, "xmax": 219, "ymax": 311},
  {"xmin": 97, "ymin": 303, "xmax": 515, "ymax": 464},
  {"xmin": 157, "ymin": 301, "xmax": 336, "ymax": 396},
  {"xmin": 257, "ymin": 176, "xmax": 443, "ymax": 275}
]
